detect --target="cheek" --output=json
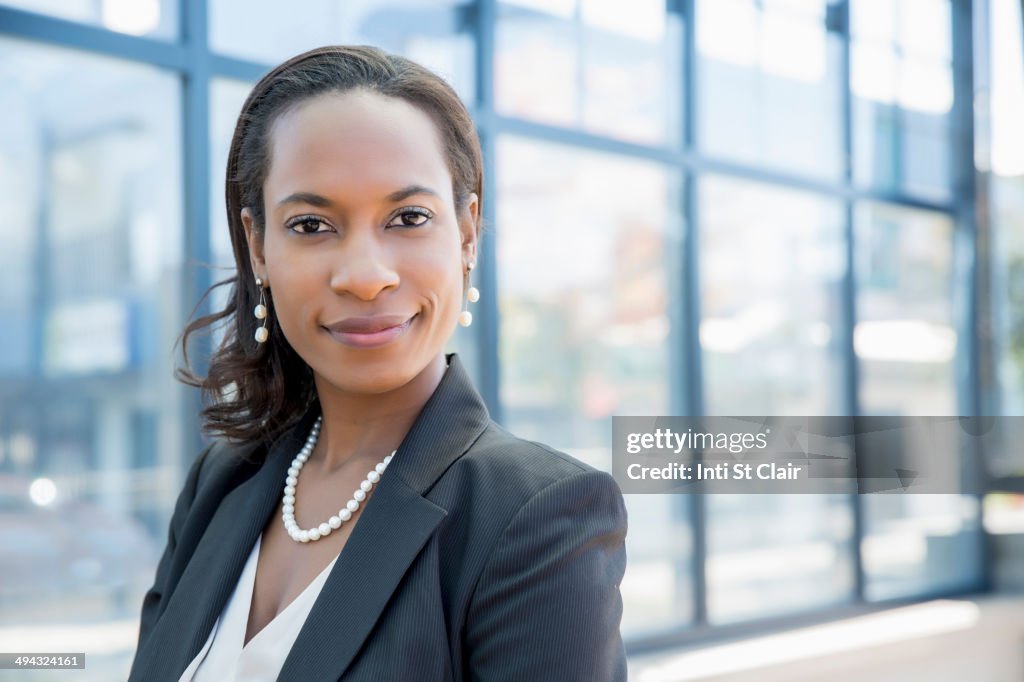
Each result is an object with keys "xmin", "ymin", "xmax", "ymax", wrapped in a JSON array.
[
  {"xmin": 263, "ymin": 240, "xmax": 319, "ymax": 336},
  {"xmin": 407, "ymin": 246, "xmax": 462, "ymax": 312},
  {"xmin": 266, "ymin": 276, "xmax": 310, "ymax": 347}
]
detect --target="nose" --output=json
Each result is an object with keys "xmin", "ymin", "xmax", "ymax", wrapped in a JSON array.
[{"xmin": 327, "ymin": 229, "xmax": 400, "ymax": 301}]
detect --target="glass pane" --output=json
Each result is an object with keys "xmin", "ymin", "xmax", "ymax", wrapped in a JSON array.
[
  {"xmin": 496, "ymin": 136, "xmax": 680, "ymax": 462},
  {"xmin": 990, "ymin": 0, "xmax": 1024, "ymax": 416},
  {"xmin": 992, "ymin": 173, "xmax": 1024, "ymax": 417},
  {"xmin": 495, "ymin": 135, "xmax": 690, "ymax": 634},
  {"xmin": 853, "ymin": 200, "xmax": 981, "ymax": 600},
  {"xmin": 706, "ymin": 494, "xmax": 854, "ymax": 623},
  {"xmin": 850, "ymin": 0, "xmax": 896, "ymax": 44},
  {"xmin": 696, "ymin": 0, "xmax": 843, "ymax": 178},
  {"xmin": 1, "ymin": 0, "xmax": 178, "ymax": 40},
  {"xmin": 851, "ymin": 2, "xmax": 954, "ymax": 201},
  {"xmin": 854, "ymin": 202, "xmax": 956, "ymax": 415},
  {"xmin": 621, "ymin": 495, "xmax": 692, "ymax": 637},
  {"xmin": 211, "ymin": 79, "xmax": 252, "ymax": 271},
  {"xmin": 208, "ymin": 0, "xmax": 475, "ymax": 103},
  {"xmin": 863, "ymin": 495, "xmax": 983, "ymax": 601},
  {"xmin": 699, "ymin": 176, "xmax": 847, "ymax": 415},
  {"xmin": 208, "ymin": 77, "xmax": 254, "ymax": 361},
  {"xmin": 851, "ymin": 0, "xmax": 952, "ymax": 62},
  {"xmin": 897, "ymin": 0, "xmax": 952, "ymax": 62},
  {"xmin": 0, "ymin": 36, "xmax": 183, "ymax": 680},
  {"xmin": 698, "ymin": 175, "xmax": 853, "ymax": 623},
  {"xmin": 496, "ymin": 0, "xmax": 683, "ymax": 146},
  {"xmin": 988, "ymin": 0, "xmax": 1024, "ymax": 180}
]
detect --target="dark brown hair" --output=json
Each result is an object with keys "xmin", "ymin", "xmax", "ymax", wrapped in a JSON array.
[{"xmin": 176, "ymin": 45, "xmax": 484, "ymax": 446}]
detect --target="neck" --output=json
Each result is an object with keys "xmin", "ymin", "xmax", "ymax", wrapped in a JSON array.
[{"xmin": 308, "ymin": 353, "xmax": 448, "ymax": 473}]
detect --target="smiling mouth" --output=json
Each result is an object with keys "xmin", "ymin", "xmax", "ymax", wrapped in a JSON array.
[{"xmin": 323, "ymin": 315, "xmax": 416, "ymax": 348}]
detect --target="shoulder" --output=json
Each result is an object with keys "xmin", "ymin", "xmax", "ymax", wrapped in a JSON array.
[
  {"xmin": 430, "ymin": 420, "xmax": 625, "ymax": 540},
  {"xmin": 458, "ymin": 424, "xmax": 629, "ymax": 680},
  {"xmin": 460, "ymin": 420, "xmax": 606, "ymax": 491},
  {"xmin": 185, "ymin": 437, "xmax": 264, "ymax": 507}
]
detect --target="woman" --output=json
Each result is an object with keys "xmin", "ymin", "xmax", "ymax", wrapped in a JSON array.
[{"xmin": 129, "ymin": 45, "xmax": 628, "ymax": 681}]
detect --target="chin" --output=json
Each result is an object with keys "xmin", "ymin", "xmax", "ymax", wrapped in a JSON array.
[{"xmin": 323, "ymin": 359, "xmax": 419, "ymax": 395}]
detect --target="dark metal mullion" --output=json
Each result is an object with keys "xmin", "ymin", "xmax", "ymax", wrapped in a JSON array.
[
  {"xmin": 0, "ymin": 5, "xmax": 189, "ymax": 69},
  {"xmin": 208, "ymin": 53, "xmax": 271, "ymax": 82},
  {"xmin": 493, "ymin": 113, "xmax": 959, "ymax": 214},
  {"xmin": 832, "ymin": 0, "xmax": 866, "ymax": 607},
  {"xmin": 952, "ymin": 1, "xmax": 981, "ymax": 419},
  {"xmin": 679, "ymin": 0, "xmax": 708, "ymax": 630},
  {"xmin": 181, "ymin": 0, "xmax": 212, "ymax": 461},
  {"xmin": 474, "ymin": 0, "xmax": 502, "ymax": 423},
  {"xmin": 951, "ymin": 0, "xmax": 992, "ymax": 593}
]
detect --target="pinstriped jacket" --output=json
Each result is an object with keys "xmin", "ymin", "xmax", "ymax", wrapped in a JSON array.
[{"xmin": 128, "ymin": 353, "xmax": 628, "ymax": 681}]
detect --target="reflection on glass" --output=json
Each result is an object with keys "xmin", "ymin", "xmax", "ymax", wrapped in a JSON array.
[
  {"xmin": 1, "ymin": 0, "xmax": 178, "ymax": 40},
  {"xmin": 496, "ymin": 0, "xmax": 682, "ymax": 146},
  {"xmin": 496, "ymin": 135, "xmax": 689, "ymax": 634},
  {"xmin": 854, "ymin": 202, "xmax": 956, "ymax": 415},
  {"xmin": 695, "ymin": 0, "xmax": 842, "ymax": 178},
  {"xmin": 0, "ymin": 36, "xmax": 182, "ymax": 679},
  {"xmin": 698, "ymin": 175, "xmax": 853, "ymax": 623},
  {"xmin": 851, "ymin": 0, "xmax": 953, "ymax": 200},
  {"xmin": 208, "ymin": 0, "xmax": 475, "ymax": 102}
]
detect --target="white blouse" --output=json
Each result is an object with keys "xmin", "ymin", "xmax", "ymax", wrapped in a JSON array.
[{"xmin": 179, "ymin": 535, "xmax": 339, "ymax": 681}]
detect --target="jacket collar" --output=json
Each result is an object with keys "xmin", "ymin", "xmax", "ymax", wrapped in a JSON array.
[{"xmin": 135, "ymin": 352, "xmax": 491, "ymax": 680}]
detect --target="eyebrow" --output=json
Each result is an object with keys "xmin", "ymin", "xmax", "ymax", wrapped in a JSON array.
[{"xmin": 276, "ymin": 184, "xmax": 442, "ymax": 208}]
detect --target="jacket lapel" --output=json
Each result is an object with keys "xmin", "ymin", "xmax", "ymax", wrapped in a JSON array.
[
  {"xmin": 279, "ymin": 352, "xmax": 491, "ymax": 680},
  {"xmin": 134, "ymin": 405, "xmax": 320, "ymax": 679}
]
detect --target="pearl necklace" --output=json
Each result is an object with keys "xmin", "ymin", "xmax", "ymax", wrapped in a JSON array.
[{"xmin": 281, "ymin": 415, "xmax": 395, "ymax": 543}]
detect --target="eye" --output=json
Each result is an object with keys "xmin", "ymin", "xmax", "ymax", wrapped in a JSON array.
[
  {"xmin": 285, "ymin": 215, "xmax": 332, "ymax": 234},
  {"xmin": 387, "ymin": 208, "xmax": 433, "ymax": 229}
]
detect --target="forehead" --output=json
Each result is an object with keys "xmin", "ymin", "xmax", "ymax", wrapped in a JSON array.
[{"xmin": 264, "ymin": 90, "xmax": 451, "ymax": 203}]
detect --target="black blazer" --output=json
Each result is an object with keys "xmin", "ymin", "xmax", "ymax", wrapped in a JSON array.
[{"xmin": 129, "ymin": 353, "xmax": 628, "ymax": 681}]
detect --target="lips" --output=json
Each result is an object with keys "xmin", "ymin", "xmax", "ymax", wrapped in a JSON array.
[
  {"xmin": 324, "ymin": 314, "xmax": 413, "ymax": 334},
  {"xmin": 322, "ymin": 314, "xmax": 416, "ymax": 348}
]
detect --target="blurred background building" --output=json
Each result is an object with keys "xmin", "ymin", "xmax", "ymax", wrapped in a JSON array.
[{"xmin": 1, "ymin": 0, "xmax": 1024, "ymax": 680}]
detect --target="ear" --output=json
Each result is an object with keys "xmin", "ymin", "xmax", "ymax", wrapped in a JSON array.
[
  {"xmin": 241, "ymin": 207, "xmax": 268, "ymax": 282},
  {"xmin": 459, "ymin": 192, "xmax": 480, "ymax": 265}
]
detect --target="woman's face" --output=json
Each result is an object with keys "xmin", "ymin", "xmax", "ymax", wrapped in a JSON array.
[{"xmin": 242, "ymin": 89, "xmax": 478, "ymax": 395}]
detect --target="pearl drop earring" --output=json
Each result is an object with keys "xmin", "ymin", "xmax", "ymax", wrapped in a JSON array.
[
  {"xmin": 460, "ymin": 260, "xmax": 478, "ymax": 327},
  {"xmin": 254, "ymin": 277, "xmax": 269, "ymax": 344}
]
